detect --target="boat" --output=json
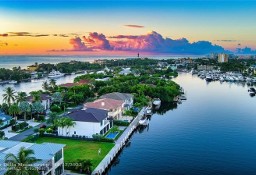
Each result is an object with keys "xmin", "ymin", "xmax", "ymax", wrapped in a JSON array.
[
  {"xmin": 152, "ymin": 98, "xmax": 161, "ymax": 106},
  {"xmin": 31, "ymin": 79, "xmax": 44, "ymax": 83},
  {"xmin": 145, "ymin": 108, "xmax": 152, "ymax": 116},
  {"xmin": 205, "ymin": 75, "xmax": 212, "ymax": 81},
  {"xmin": 9, "ymin": 80, "xmax": 17, "ymax": 84},
  {"xmin": 139, "ymin": 116, "xmax": 149, "ymax": 125},
  {"xmin": 48, "ymin": 70, "xmax": 64, "ymax": 78},
  {"xmin": 180, "ymin": 95, "xmax": 187, "ymax": 100}
]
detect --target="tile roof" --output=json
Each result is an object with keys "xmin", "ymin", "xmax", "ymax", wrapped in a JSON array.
[
  {"xmin": 68, "ymin": 108, "xmax": 108, "ymax": 122},
  {"xmin": 100, "ymin": 92, "xmax": 133, "ymax": 101},
  {"xmin": 84, "ymin": 98, "xmax": 123, "ymax": 111},
  {"xmin": 59, "ymin": 79, "xmax": 91, "ymax": 88},
  {"xmin": 27, "ymin": 94, "xmax": 51, "ymax": 101}
]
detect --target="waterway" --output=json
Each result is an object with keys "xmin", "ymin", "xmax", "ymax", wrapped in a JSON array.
[{"xmin": 107, "ymin": 73, "xmax": 256, "ymax": 175}]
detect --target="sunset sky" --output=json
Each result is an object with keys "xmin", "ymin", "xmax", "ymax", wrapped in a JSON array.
[{"xmin": 0, "ymin": 0, "xmax": 256, "ymax": 55}]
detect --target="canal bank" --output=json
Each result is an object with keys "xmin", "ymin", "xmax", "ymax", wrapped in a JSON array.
[{"xmin": 106, "ymin": 73, "xmax": 256, "ymax": 175}]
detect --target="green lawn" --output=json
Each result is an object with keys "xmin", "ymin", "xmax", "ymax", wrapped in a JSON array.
[{"xmin": 35, "ymin": 137, "xmax": 114, "ymax": 170}]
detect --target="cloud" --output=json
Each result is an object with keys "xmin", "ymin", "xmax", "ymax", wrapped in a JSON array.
[
  {"xmin": 124, "ymin": 25, "xmax": 144, "ymax": 28},
  {"xmin": 236, "ymin": 47, "xmax": 256, "ymax": 54},
  {"xmin": 0, "ymin": 33, "xmax": 8, "ymax": 37},
  {"xmin": 215, "ymin": 40, "xmax": 239, "ymax": 42},
  {"xmin": 7, "ymin": 32, "xmax": 49, "ymax": 37},
  {"xmin": 69, "ymin": 37, "xmax": 92, "ymax": 51},
  {"xmin": 67, "ymin": 31, "xmax": 226, "ymax": 54},
  {"xmin": 83, "ymin": 32, "xmax": 112, "ymax": 50},
  {"xmin": 0, "ymin": 41, "xmax": 8, "ymax": 47}
]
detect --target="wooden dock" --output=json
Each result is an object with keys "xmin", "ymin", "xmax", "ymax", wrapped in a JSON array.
[{"xmin": 92, "ymin": 107, "xmax": 146, "ymax": 175}]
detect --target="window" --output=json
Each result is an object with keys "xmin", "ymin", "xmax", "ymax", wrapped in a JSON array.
[
  {"xmin": 74, "ymin": 131, "xmax": 76, "ymax": 134},
  {"xmin": 54, "ymin": 150, "xmax": 62, "ymax": 163},
  {"xmin": 55, "ymin": 164, "xmax": 63, "ymax": 175}
]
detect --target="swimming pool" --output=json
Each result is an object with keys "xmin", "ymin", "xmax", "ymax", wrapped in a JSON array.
[{"xmin": 106, "ymin": 132, "xmax": 119, "ymax": 139}]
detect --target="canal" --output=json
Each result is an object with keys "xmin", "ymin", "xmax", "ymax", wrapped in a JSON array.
[{"xmin": 107, "ymin": 73, "xmax": 256, "ymax": 175}]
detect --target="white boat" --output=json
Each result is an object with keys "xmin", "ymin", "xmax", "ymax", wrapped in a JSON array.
[
  {"xmin": 9, "ymin": 80, "xmax": 17, "ymax": 84},
  {"xmin": 180, "ymin": 95, "xmax": 187, "ymax": 100},
  {"xmin": 145, "ymin": 109, "xmax": 152, "ymax": 116},
  {"xmin": 48, "ymin": 70, "xmax": 64, "ymax": 78},
  {"xmin": 139, "ymin": 117, "xmax": 148, "ymax": 125},
  {"xmin": 152, "ymin": 98, "xmax": 161, "ymax": 106},
  {"xmin": 31, "ymin": 79, "xmax": 43, "ymax": 83},
  {"xmin": 205, "ymin": 75, "xmax": 212, "ymax": 81}
]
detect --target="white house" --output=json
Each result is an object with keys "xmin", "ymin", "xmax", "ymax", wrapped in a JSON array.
[
  {"xmin": 27, "ymin": 94, "xmax": 51, "ymax": 110},
  {"xmin": 100, "ymin": 92, "xmax": 134, "ymax": 110},
  {"xmin": 0, "ymin": 140, "xmax": 65, "ymax": 175},
  {"xmin": 84, "ymin": 98, "xmax": 124, "ymax": 120},
  {"xmin": 58, "ymin": 108, "xmax": 112, "ymax": 138},
  {"xmin": 119, "ymin": 68, "xmax": 132, "ymax": 75}
]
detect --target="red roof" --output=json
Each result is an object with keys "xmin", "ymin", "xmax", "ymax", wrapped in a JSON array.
[
  {"xmin": 84, "ymin": 98, "xmax": 123, "ymax": 110},
  {"xmin": 59, "ymin": 79, "xmax": 91, "ymax": 88}
]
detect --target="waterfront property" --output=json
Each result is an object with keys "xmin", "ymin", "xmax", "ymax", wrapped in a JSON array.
[
  {"xmin": 59, "ymin": 79, "xmax": 91, "ymax": 88},
  {"xmin": 35, "ymin": 137, "xmax": 114, "ymax": 171},
  {"xmin": 100, "ymin": 92, "xmax": 134, "ymax": 110},
  {"xmin": 27, "ymin": 93, "xmax": 51, "ymax": 110},
  {"xmin": 58, "ymin": 108, "xmax": 113, "ymax": 138},
  {"xmin": 84, "ymin": 98, "xmax": 124, "ymax": 120},
  {"xmin": 0, "ymin": 112, "xmax": 12, "ymax": 128},
  {"xmin": 0, "ymin": 140, "xmax": 65, "ymax": 175}
]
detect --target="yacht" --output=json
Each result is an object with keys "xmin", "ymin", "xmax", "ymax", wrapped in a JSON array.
[
  {"xmin": 139, "ymin": 116, "xmax": 149, "ymax": 125},
  {"xmin": 205, "ymin": 75, "xmax": 212, "ymax": 81},
  {"xmin": 145, "ymin": 108, "xmax": 152, "ymax": 116},
  {"xmin": 9, "ymin": 80, "xmax": 17, "ymax": 84},
  {"xmin": 48, "ymin": 70, "xmax": 64, "ymax": 78},
  {"xmin": 152, "ymin": 98, "xmax": 161, "ymax": 106}
]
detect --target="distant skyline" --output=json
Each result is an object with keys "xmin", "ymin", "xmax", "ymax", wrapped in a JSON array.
[{"xmin": 0, "ymin": 0, "xmax": 256, "ymax": 55}]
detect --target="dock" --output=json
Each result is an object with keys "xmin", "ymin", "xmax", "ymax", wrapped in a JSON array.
[{"xmin": 92, "ymin": 107, "xmax": 146, "ymax": 175}]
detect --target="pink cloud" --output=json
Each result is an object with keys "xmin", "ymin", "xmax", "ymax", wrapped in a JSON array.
[
  {"xmin": 69, "ymin": 37, "xmax": 91, "ymax": 51},
  {"xmin": 83, "ymin": 32, "xmax": 112, "ymax": 50}
]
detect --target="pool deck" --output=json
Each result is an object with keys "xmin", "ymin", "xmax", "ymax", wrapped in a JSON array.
[{"xmin": 92, "ymin": 107, "xmax": 146, "ymax": 175}]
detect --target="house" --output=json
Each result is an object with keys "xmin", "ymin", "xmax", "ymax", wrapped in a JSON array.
[
  {"xmin": 59, "ymin": 108, "xmax": 112, "ymax": 138},
  {"xmin": 27, "ymin": 94, "xmax": 51, "ymax": 110},
  {"xmin": 0, "ymin": 140, "xmax": 65, "ymax": 175},
  {"xmin": 0, "ymin": 112, "xmax": 12, "ymax": 128},
  {"xmin": 100, "ymin": 92, "xmax": 134, "ymax": 110},
  {"xmin": 59, "ymin": 79, "xmax": 91, "ymax": 88},
  {"xmin": 84, "ymin": 98, "xmax": 124, "ymax": 119},
  {"xmin": 119, "ymin": 68, "xmax": 132, "ymax": 75}
]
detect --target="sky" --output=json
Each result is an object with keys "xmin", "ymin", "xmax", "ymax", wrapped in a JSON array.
[{"xmin": 0, "ymin": 0, "xmax": 256, "ymax": 55}]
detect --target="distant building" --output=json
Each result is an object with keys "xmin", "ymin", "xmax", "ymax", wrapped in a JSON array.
[
  {"xmin": 218, "ymin": 53, "xmax": 229, "ymax": 63},
  {"xmin": 119, "ymin": 68, "xmax": 132, "ymax": 75},
  {"xmin": 0, "ymin": 140, "xmax": 65, "ymax": 175},
  {"xmin": 100, "ymin": 92, "xmax": 134, "ymax": 110},
  {"xmin": 197, "ymin": 65, "xmax": 215, "ymax": 71},
  {"xmin": 84, "ymin": 98, "xmax": 124, "ymax": 120},
  {"xmin": 60, "ymin": 108, "xmax": 112, "ymax": 137},
  {"xmin": 59, "ymin": 79, "xmax": 91, "ymax": 88},
  {"xmin": 27, "ymin": 65, "xmax": 38, "ymax": 72}
]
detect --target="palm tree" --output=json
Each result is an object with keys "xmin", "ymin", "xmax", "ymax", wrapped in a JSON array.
[
  {"xmin": 42, "ymin": 81, "xmax": 49, "ymax": 91},
  {"xmin": 8, "ymin": 104, "xmax": 20, "ymax": 121},
  {"xmin": 3, "ymin": 87, "xmax": 16, "ymax": 106},
  {"xmin": 75, "ymin": 159, "xmax": 93, "ymax": 174},
  {"xmin": 56, "ymin": 117, "xmax": 67, "ymax": 136},
  {"xmin": 16, "ymin": 92, "xmax": 27, "ymax": 104},
  {"xmin": 5, "ymin": 147, "xmax": 40, "ymax": 175},
  {"xmin": 19, "ymin": 101, "xmax": 31, "ymax": 122},
  {"xmin": 47, "ymin": 112, "xmax": 59, "ymax": 129},
  {"xmin": 65, "ymin": 117, "xmax": 76, "ymax": 136},
  {"xmin": 50, "ymin": 79, "xmax": 56, "ymax": 89},
  {"xmin": 30, "ymin": 91, "xmax": 41, "ymax": 102}
]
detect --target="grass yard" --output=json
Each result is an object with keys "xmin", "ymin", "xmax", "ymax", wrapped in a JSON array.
[{"xmin": 35, "ymin": 137, "xmax": 114, "ymax": 170}]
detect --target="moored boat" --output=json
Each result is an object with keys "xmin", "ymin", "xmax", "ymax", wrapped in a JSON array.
[
  {"xmin": 48, "ymin": 70, "xmax": 64, "ymax": 78},
  {"xmin": 9, "ymin": 80, "xmax": 17, "ymax": 84},
  {"xmin": 152, "ymin": 98, "xmax": 161, "ymax": 106}
]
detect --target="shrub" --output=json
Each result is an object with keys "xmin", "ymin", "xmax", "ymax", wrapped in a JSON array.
[
  {"xmin": 0, "ymin": 131, "xmax": 5, "ymax": 139},
  {"xmin": 10, "ymin": 119, "xmax": 16, "ymax": 126},
  {"xmin": 39, "ymin": 128, "xmax": 45, "ymax": 136},
  {"xmin": 12, "ymin": 124, "xmax": 20, "ymax": 132},
  {"xmin": 37, "ymin": 115, "xmax": 45, "ymax": 122},
  {"xmin": 50, "ymin": 105, "xmax": 62, "ymax": 113},
  {"xmin": 34, "ymin": 128, "xmax": 39, "ymax": 133},
  {"xmin": 113, "ymin": 120, "xmax": 129, "ymax": 126},
  {"xmin": 46, "ymin": 128, "xmax": 53, "ymax": 134},
  {"xmin": 19, "ymin": 122, "xmax": 29, "ymax": 130}
]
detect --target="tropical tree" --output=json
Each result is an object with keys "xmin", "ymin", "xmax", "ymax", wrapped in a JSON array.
[
  {"xmin": 52, "ymin": 92, "xmax": 63, "ymax": 105},
  {"xmin": 5, "ymin": 147, "xmax": 40, "ymax": 175},
  {"xmin": 46, "ymin": 112, "xmax": 59, "ymax": 129},
  {"xmin": 16, "ymin": 91, "xmax": 27, "ymax": 104},
  {"xmin": 49, "ymin": 79, "xmax": 56, "ymax": 89},
  {"xmin": 75, "ymin": 159, "xmax": 93, "ymax": 173},
  {"xmin": 0, "ymin": 103, "xmax": 8, "ymax": 113},
  {"xmin": 65, "ymin": 117, "xmax": 76, "ymax": 136},
  {"xmin": 31, "ymin": 101, "xmax": 44, "ymax": 119},
  {"xmin": 19, "ymin": 101, "xmax": 31, "ymax": 121},
  {"xmin": 30, "ymin": 91, "xmax": 41, "ymax": 102},
  {"xmin": 8, "ymin": 104, "xmax": 20, "ymax": 120},
  {"xmin": 2, "ymin": 87, "xmax": 16, "ymax": 106},
  {"xmin": 42, "ymin": 81, "xmax": 49, "ymax": 91}
]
